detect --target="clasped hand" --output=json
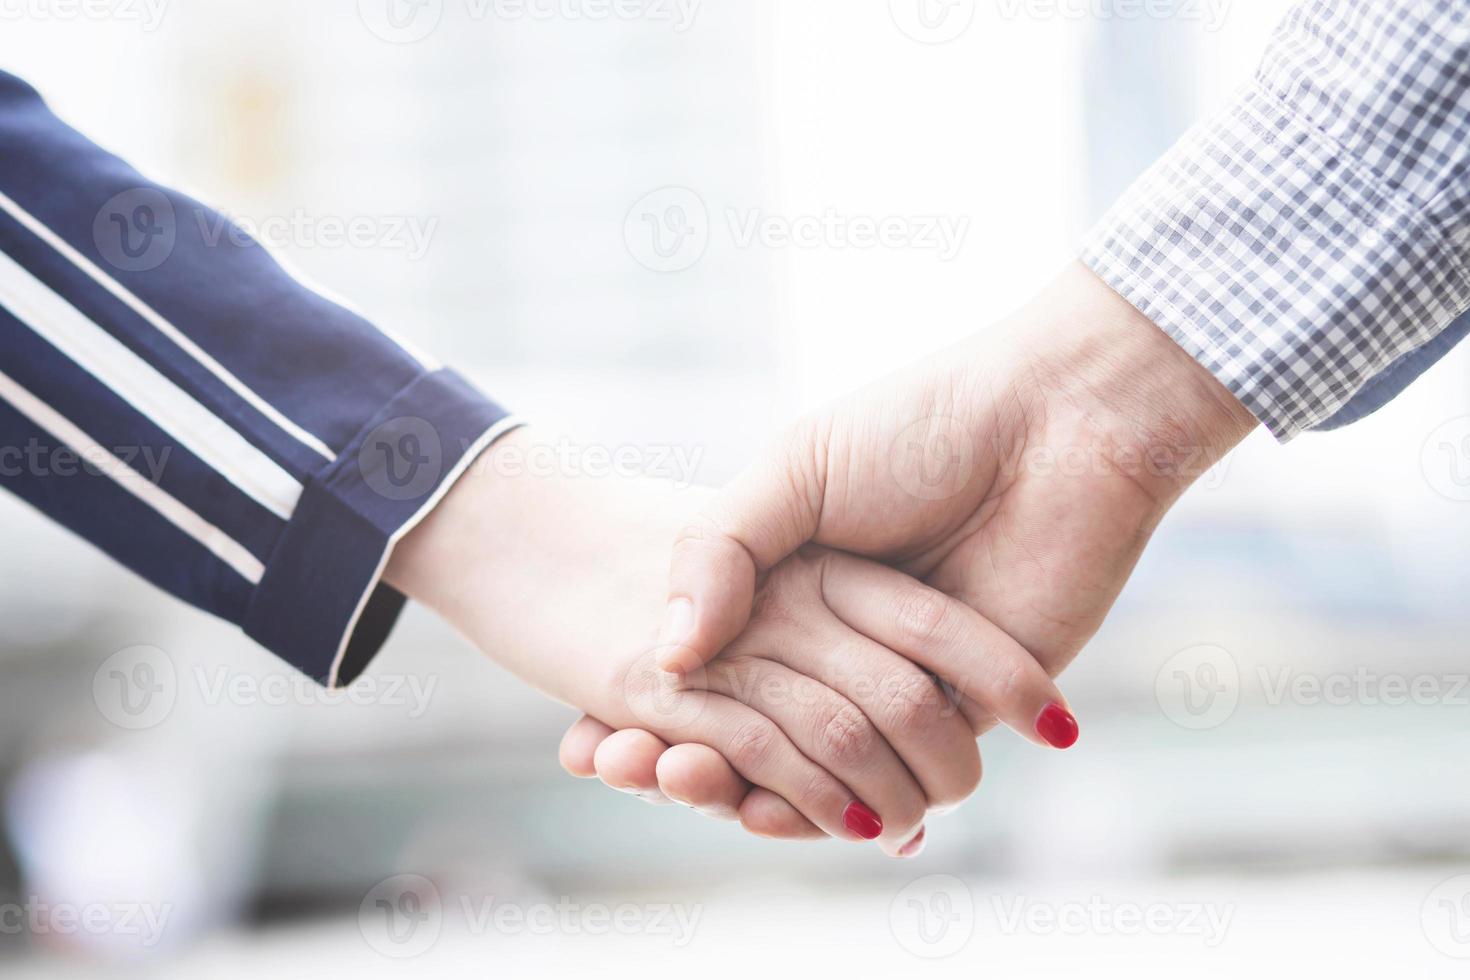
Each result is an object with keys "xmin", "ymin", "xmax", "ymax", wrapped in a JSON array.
[{"xmin": 391, "ymin": 264, "xmax": 1256, "ymax": 856}]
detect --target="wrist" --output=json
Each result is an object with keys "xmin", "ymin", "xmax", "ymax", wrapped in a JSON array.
[
  {"xmin": 384, "ymin": 426, "xmax": 538, "ymax": 620},
  {"xmin": 385, "ymin": 426, "xmax": 705, "ymax": 708},
  {"xmin": 388, "ymin": 427, "xmax": 684, "ymax": 614},
  {"xmin": 1009, "ymin": 262, "xmax": 1258, "ymax": 505}
]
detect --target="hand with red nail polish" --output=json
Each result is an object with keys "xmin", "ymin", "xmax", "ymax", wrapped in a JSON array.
[
  {"xmin": 843, "ymin": 802, "xmax": 883, "ymax": 841},
  {"xmin": 562, "ymin": 264, "xmax": 1259, "ymax": 836},
  {"xmin": 1036, "ymin": 702, "xmax": 1080, "ymax": 750},
  {"xmin": 391, "ymin": 436, "xmax": 984, "ymax": 850}
]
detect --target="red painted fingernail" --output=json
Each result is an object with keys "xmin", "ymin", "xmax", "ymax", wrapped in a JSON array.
[
  {"xmin": 1036, "ymin": 702, "xmax": 1079, "ymax": 749},
  {"xmin": 842, "ymin": 801, "xmax": 883, "ymax": 840},
  {"xmin": 898, "ymin": 826, "xmax": 927, "ymax": 858}
]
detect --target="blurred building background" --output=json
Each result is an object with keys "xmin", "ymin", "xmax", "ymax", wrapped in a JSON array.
[{"xmin": 1, "ymin": 1, "xmax": 1469, "ymax": 976}]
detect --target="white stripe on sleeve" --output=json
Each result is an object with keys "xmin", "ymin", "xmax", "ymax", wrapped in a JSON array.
[
  {"xmin": 0, "ymin": 248, "xmax": 304, "ymax": 520},
  {"xmin": 0, "ymin": 189, "xmax": 337, "ymax": 461},
  {"xmin": 0, "ymin": 368, "xmax": 266, "ymax": 584}
]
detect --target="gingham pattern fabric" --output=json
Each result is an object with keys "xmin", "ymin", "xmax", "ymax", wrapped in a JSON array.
[{"xmin": 1081, "ymin": 0, "xmax": 1470, "ymax": 441}]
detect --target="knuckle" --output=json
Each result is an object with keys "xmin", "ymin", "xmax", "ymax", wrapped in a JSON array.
[
  {"xmin": 816, "ymin": 703, "xmax": 878, "ymax": 768},
  {"xmin": 670, "ymin": 515, "xmax": 745, "ymax": 575},
  {"xmin": 927, "ymin": 744, "xmax": 983, "ymax": 810},
  {"xmin": 878, "ymin": 670, "xmax": 944, "ymax": 732},
  {"xmin": 890, "ymin": 795, "xmax": 929, "ymax": 837},
  {"xmin": 726, "ymin": 719, "xmax": 780, "ymax": 772},
  {"xmin": 794, "ymin": 768, "xmax": 839, "ymax": 810},
  {"xmin": 671, "ymin": 515, "xmax": 717, "ymax": 550},
  {"xmin": 893, "ymin": 587, "xmax": 950, "ymax": 646}
]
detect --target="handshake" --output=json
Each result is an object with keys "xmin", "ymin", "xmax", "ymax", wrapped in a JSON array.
[{"xmin": 386, "ymin": 264, "xmax": 1258, "ymax": 858}]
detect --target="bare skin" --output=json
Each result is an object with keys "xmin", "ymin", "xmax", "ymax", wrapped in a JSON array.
[
  {"xmin": 560, "ymin": 263, "xmax": 1258, "ymax": 841},
  {"xmin": 386, "ymin": 433, "xmax": 1080, "ymax": 855}
]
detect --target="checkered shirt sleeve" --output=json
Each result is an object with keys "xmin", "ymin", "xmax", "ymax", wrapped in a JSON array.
[{"xmin": 1081, "ymin": 0, "xmax": 1470, "ymax": 441}]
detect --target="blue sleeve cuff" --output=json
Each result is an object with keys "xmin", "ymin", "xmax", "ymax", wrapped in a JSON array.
[{"xmin": 241, "ymin": 368, "xmax": 520, "ymax": 686}]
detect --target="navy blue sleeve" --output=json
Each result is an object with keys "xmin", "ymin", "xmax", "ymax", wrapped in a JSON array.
[{"xmin": 0, "ymin": 70, "xmax": 519, "ymax": 686}]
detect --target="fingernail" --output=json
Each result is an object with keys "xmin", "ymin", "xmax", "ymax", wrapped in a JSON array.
[
  {"xmin": 898, "ymin": 826, "xmax": 927, "ymax": 858},
  {"xmin": 656, "ymin": 598, "xmax": 695, "ymax": 672},
  {"xmin": 1036, "ymin": 701, "xmax": 1079, "ymax": 749},
  {"xmin": 842, "ymin": 801, "xmax": 883, "ymax": 840}
]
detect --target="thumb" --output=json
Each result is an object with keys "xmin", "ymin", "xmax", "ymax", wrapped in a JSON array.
[{"xmin": 657, "ymin": 421, "xmax": 827, "ymax": 674}]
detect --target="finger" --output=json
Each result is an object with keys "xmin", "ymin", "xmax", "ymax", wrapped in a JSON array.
[
  {"xmin": 968, "ymin": 711, "xmax": 1001, "ymax": 738},
  {"xmin": 736, "ymin": 792, "xmax": 922, "ymax": 854},
  {"xmin": 739, "ymin": 788, "xmax": 827, "ymax": 841},
  {"xmin": 759, "ymin": 618, "xmax": 983, "ymax": 811},
  {"xmin": 558, "ymin": 715, "xmax": 616, "ymax": 778},
  {"xmin": 657, "ymin": 421, "xmax": 826, "ymax": 675},
  {"xmin": 706, "ymin": 656, "xmax": 926, "ymax": 853},
  {"xmin": 820, "ymin": 554, "xmax": 1080, "ymax": 750},
  {"xmin": 593, "ymin": 729, "xmax": 675, "ymax": 804},
  {"xmin": 584, "ymin": 726, "xmax": 828, "ymax": 837},
  {"xmin": 572, "ymin": 718, "xmax": 825, "ymax": 836},
  {"xmin": 643, "ymin": 688, "xmax": 884, "ymax": 843},
  {"xmin": 652, "ymin": 743, "xmax": 752, "ymax": 822},
  {"xmin": 948, "ymin": 690, "xmax": 997, "ymax": 736}
]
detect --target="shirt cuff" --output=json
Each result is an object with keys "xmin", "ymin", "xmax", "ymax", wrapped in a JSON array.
[
  {"xmin": 241, "ymin": 368, "xmax": 521, "ymax": 687},
  {"xmin": 1080, "ymin": 79, "xmax": 1470, "ymax": 441}
]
